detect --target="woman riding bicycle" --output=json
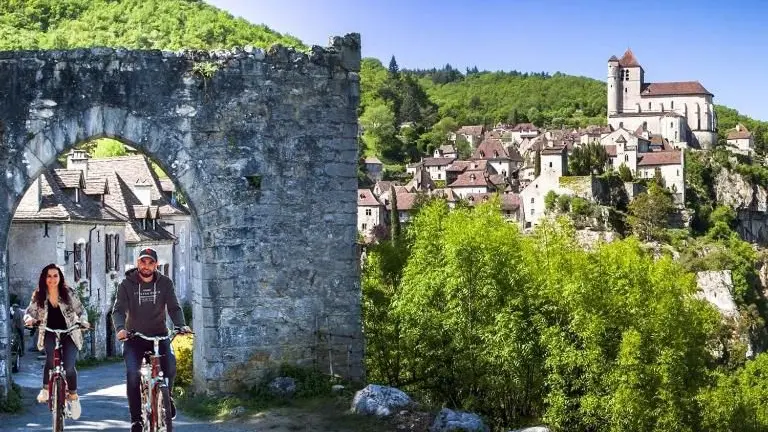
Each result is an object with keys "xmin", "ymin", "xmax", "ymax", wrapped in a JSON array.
[{"xmin": 23, "ymin": 263, "xmax": 90, "ymax": 420}]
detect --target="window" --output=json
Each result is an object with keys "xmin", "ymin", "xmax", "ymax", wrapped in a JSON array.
[
  {"xmin": 625, "ymin": 154, "xmax": 629, "ymax": 162},
  {"xmin": 361, "ymin": 223, "xmax": 367, "ymax": 230},
  {"xmin": 671, "ymin": 101, "xmax": 674, "ymax": 109},
  {"xmin": 73, "ymin": 242, "xmax": 82, "ymax": 282},
  {"xmin": 670, "ymin": 122, "xmax": 673, "ymax": 128},
  {"xmin": 365, "ymin": 208, "xmax": 372, "ymax": 216},
  {"xmin": 549, "ymin": 162, "xmax": 553, "ymax": 168},
  {"xmin": 163, "ymin": 264, "xmax": 170, "ymax": 276},
  {"xmin": 438, "ymin": 173, "xmax": 442, "ymax": 180},
  {"xmin": 530, "ymin": 197, "xmax": 534, "ymax": 204},
  {"xmin": 105, "ymin": 234, "xmax": 113, "ymax": 272},
  {"xmin": 648, "ymin": 102, "xmax": 652, "ymax": 110},
  {"xmin": 531, "ymin": 208, "xmax": 535, "ymax": 215},
  {"xmin": 677, "ymin": 169, "xmax": 680, "ymax": 176}
]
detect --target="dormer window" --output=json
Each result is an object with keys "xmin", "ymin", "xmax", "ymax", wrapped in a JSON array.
[
  {"xmin": 480, "ymin": 151, "xmax": 485, "ymax": 158},
  {"xmin": 469, "ymin": 174, "xmax": 476, "ymax": 181}
]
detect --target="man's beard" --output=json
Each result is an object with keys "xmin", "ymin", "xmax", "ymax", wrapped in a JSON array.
[{"xmin": 139, "ymin": 269, "xmax": 154, "ymax": 278}]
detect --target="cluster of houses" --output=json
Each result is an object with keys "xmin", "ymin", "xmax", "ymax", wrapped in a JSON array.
[
  {"xmin": 8, "ymin": 146, "xmax": 196, "ymax": 358},
  {"xmin": 358, "ymin": 49, "xmax": 755, "ymax": 241}
]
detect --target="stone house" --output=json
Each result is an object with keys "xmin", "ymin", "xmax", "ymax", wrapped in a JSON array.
[
  {"xmin": 520, "ymin": 146, "xmax": 570, "ymax": 228},
  {"xmin": 357, "ymin": 188, "xmax": 384, "ymax": 240},
  {"xmin": 726, "ymin": 124, "xmax": 754, "ymax": 155},
  {"xmin": 472, "ymin": 138, "xmax": 519, "ymax": 178},
  {"xmin": 450, "ymin": 125, "xmax": 485, "ymax": 148},
  {"xmin": 363, "ymin": 156, "xmax": 384, "ymax": 182},
  {"xmin": 434, "ymin": 144, "xmax": 458, "ymax": 159},
  {"xmin": 9, "ymin": 167, "xmax": 127, "ymax": 359},
  {"xmin": 446, "ymin": 159, "xmax": 497, "ymax": 198},
  {"xmin": 465, "ymin": 192, "xmax": 524, "ymax": 225},
  {"xmin": 508, "ymin": 123, "xmax": 541, "ymax": 144},
  {"xmin": 422, "ymin": 156, "xmax": 456, "ymax": 182}
]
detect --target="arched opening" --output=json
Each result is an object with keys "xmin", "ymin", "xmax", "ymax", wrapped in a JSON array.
[{"xmin": 3, "ymin": 114, "xmax": 207, "ymax": 391}]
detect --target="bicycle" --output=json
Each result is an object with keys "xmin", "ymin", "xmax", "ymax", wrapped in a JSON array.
[
  {"xmin": 34, "ymin": 323, "xmax": 89, "ymax": 432},
  {"xmin": 127, "ymin": 328, "xmax": 193, "ymax": 432}
]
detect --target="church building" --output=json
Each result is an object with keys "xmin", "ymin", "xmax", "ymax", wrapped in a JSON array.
[{"xmin": 607, "ymin": 49, "xmax": 717, "ymax": 149}]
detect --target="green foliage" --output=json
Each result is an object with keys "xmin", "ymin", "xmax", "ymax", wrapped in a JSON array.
[
  {"xmin": 627, "ymin": 184, "xmax": 674, "ymax": 241},
  {"xmin": 363, "ymin": 200, "xmax": 722, "ymax": 430},
  {"xmin": 556, "ymin": 194, "xmax": 571, "ymax": 213},
  {"xmin": 618, "ymin": 163, "xmax": 633, "ymax": 182},
  {"xmin": 570, "ymin": 196, "xmax": 592, "ymax": 217},
  {"xmin": 715, "ymin": 105, "xmax": 768, "ymax": 154},
  {"xmin": 0, "ymin": 383, "xmax": 22, "ymax": 413},
  {"xmin": 172, "ymin": 333, "xmax": 194, "ymax": 388},
  {"xmin": 91, "ymin": 138, "xmax": 127, "ymax": 158},
  {"xmin": 0, "ymin": 0, "xmax": 305, "ymax": 51},
  {"xmin": 544, "ymin": 190, "xmax": 558, "ymax": 212},
  {"xmin": 569, "ymin": 142, "xmax": 609, "ymax": 175},
  {"xmin": 389, "ymin": 185, "xmax": 401, "ymax": 243},
  {"xmin": 534, "ymin": 150, "xmax": 541, "ymax": 177},
  {"xmin": 698, "ymin": 353, "xmax": 768, "ymax": 431},
  {"xmin": 191, "ymin": 61, "xmax": 219, "ymax": 79},
  {"xmin": 419, "ymin": 71, "xmax": 607, "ymax": 128}
]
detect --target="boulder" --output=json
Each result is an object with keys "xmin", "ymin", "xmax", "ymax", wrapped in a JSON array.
[
  {"xmin": 429, "ymin": 408, "xmax": 489, "ymax": 432},
  {"xmin": 351, "ymin": 384, "xmax": 412, "ymax": 417}
]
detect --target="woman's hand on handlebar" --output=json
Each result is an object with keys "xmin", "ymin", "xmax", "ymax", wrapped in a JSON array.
[
  {"xmin": 116, "ymin": 329, "xmax": 129, "ymax": 341},
  {"xmin": 24, "ymin": 318, "xmax": 38, "ymax": 327}
]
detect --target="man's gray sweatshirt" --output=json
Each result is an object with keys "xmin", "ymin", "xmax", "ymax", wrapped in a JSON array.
[{"xmin": 112, "ymin": 268, "xmax": 186, "ymax": 336}]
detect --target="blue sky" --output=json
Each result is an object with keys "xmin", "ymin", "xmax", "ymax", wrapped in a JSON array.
[{"xmin": 207, "ymin": 0, "xmax": 768, "ymax": 121}]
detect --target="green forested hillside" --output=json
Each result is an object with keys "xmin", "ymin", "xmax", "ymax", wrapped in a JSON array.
[{"xmin": 0, "ymin": 0, "xmax": 304, "ymax": 51}]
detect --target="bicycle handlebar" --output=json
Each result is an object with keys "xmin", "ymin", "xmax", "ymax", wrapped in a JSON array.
[
  {"xmin": 42, "ymin": 323, "xmax": 89, "ymax": 334},
  {"xmin": 127, "ymin": 328, "xmax": 194, "ymax": 341}
]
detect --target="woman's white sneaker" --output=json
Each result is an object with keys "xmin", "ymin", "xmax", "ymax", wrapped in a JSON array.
[
  {"xmin": 68, "ymin": 396, "xmax": 81, "ymax": 420},
  {"xmin": 36, "ymin": 388, "xmax": 48, "ymax": 403}
]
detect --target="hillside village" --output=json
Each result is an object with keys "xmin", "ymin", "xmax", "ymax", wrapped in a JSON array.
[{"xmin": 357, "ymin": 49, "xmax": 756, "ymax": 241}]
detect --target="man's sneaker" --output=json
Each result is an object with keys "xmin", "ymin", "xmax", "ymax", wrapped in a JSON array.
[
  {"xmin": 36, "ymin": 388, "xmax": 48, "ymax": 403},
  {"xmin": 131, "ymin": 421, "xmax": 144, "ymax": 432},
  {"xmin": 68, "ymin": 396, "xmax": 81, "ymax": 420},
  {"xmin": 170, "ymin": 397, "xmax": 176, "ymax": 419}
]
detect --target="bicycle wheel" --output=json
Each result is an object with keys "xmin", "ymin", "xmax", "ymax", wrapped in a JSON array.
[
  {"xmin": 154, "ymin": 385, "xmax": 173, "ymax": 432},
  {"xmin": 51, "ymin": 376, "xmax": 65, "ymax": 432}
]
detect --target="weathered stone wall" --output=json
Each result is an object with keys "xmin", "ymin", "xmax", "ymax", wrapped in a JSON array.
[{"xmin": 0, "ymin": 34, "xmax": 363, "ymax": 396}]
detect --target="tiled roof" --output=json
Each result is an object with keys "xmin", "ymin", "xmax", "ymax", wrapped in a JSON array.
[
  {"xmin": 358, "ymin": 189, "xmax": 381, "ymax": 206},
  {"xmin": 124, "ymin": 221, "xmax": 176, "ymax": 244},
  {"xmin": 438, "ymin": 144, "xmax": 456, "ymax": 154},
  {"xmin": 84, "ymin": 178, "xmax": 108, "ymax": 196},
  {"xmin": 618, "ymin": 49, "xmax": 641, "ymax": 68},
  {"xmin": 540, "ymin": 146, "xmax": 566, "ymax": 156},
  {"xmin": 385, "ymin": 192, "xmax": 419, "ymax": 211},
  {"xmin": 728, "ymin": 124, "xmax": 753, "ymax": 140},
  {"xmin": 446, "ymin": 159, "xmax": 490, "ymax": 173},
  {"xmin": 506, "ymin": 146, "xmax": 523, "ymax": 162},
  {"xmin": 423, "ymin": 157, "xmax": 456, "ymax": 167},
  {"xmin": 431, "ymin": 188, "xmax": 458, "ymax": 202},
  {"xmin": 457, "ymin": 125, "xmax": 484, "ymax": 136},
  {"xmin": 604, "ymin": 145, "xmax": 617, "ymax": 157},
  {"xmin": 159, "ymin": 179, "xmax": 175, "ymax": 193},
  {"xmin": 637, "ymin": 151, "xmax": 682, "ymax": 166},
  {"xmin": 511, "ymin": 123, "xmax": 539, "ymax": 132},
  {"xmin": 448, "ymin": 171, "xmax": 490, "ymax": 188},
  {"xmin": 465, "ymin": 192, "xmax": 521, "ymax": 211},
  {"xmin": 53, "ymin": 169, "xmax": 84, "ymax": 189},
  {"xmin": 14, "ymin": 170, "xmax": 126, "ymax": 223},
  {"xmin": 473, "ymin": 138, "xmax": 509, "ymax": 160},
  {"xmin": 641, "ymin": 81, "xmax": 712, "ymax": 96},
  {"xmin": 608, "ymin": 55, "xmax": 619, "ymax": 62}
]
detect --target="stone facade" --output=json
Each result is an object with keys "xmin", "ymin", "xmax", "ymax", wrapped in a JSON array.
[{"xmin": 0, "ymin": 34, "xmax": 363, "ymax": 396}]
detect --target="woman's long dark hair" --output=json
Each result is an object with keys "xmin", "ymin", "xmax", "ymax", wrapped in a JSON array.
[{"xmin": 34, "ymin": 264, "xmax": 70, "ymax": 308}]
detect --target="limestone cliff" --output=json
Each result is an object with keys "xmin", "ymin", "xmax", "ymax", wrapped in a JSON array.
[{"xmin": 714, "ymin": 167, "xmax": 768, "ymax": 244}]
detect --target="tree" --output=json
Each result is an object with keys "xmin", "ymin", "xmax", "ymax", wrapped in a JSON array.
[
  {"xmin": 455, "ymin": 135, "xmax": 472, "ymax": 160},
  {"xmin": 544, "ymin": 190, "xmax": 558, "ymax": 212},
  {"xmin": 618, "ymin": 163, "xmax": 633, "ymax": 182},
  {"xmin": 627, "ymin": 184, "xmax": 674, "ymax": 241},
  {"xmin": 388, "ymin": 55, "xmax": 399, "ymax": 79},
  {"xmin": 91, "ymin": 138, "xmax": 127, "ymax": 158},
  {"xmin": 389, "ymin": 185, "xmax": 400, "ymax": 242},
  {"xmin": 569, "ymin": 142, "xmax": 609, "ymax": 175},
  {"xmin": 534, "ymin": 150, "xmax": 541, "ymax": 177}
]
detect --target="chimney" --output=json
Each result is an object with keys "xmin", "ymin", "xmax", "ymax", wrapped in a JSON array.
[
  {"xmin": 66, "ymin": 149, "xmax": 90, "ymax": 179},
  {"xmin": 134, "ymin": 179, "xmax": 152, "ymax": 206}
]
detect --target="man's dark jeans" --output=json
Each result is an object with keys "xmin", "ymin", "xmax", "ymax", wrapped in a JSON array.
[{"xmin": 123, "ymin": 337, "xmax": 176, "ymax": 423}]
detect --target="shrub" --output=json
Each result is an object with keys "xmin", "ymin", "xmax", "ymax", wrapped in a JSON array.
[
  {"xmin": 172, "ymin": 333, "xmax": 194, "ymax": 388},
  {"xmin": 0, "ymin": 383, "xmax": 22, "ymax": 413},
  {"xmin": 570, "ymin": 197, "xmax": 592, "ymax": 217},
  {"xmin": 544, "ymin": 190, "xmax": 558, "ymax": 212},
  {"xmin": 556, "ymin": 194, "xmax": 571, "ymax": 213}
]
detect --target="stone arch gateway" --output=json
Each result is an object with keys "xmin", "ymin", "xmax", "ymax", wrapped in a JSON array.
[{"xmin": 0, "ymin": 34, "xmax": 363, "ymax": 395}]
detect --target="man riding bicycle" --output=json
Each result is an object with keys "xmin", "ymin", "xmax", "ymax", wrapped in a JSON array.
[{"xmin": 112, "ymin": 247, "xmax": 191, "ymax": 432}]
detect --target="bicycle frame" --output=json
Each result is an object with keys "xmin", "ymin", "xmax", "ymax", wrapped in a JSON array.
[
  {"xmin": 130, "ymin": 329, "xmax": 183, "ymax": 432},
  {"xmin": 43, "ymin": 324, "xmax": 83, "ymax": 431}
]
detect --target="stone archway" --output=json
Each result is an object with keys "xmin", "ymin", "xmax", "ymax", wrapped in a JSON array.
[{"xmin": 0, "ymin": 34, "xmax": 364, "ymax": 396}]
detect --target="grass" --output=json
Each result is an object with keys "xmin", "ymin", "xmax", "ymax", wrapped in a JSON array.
[
  {"xmin": 76, "ymin": 355, "xmax": 123, "ymax": 369},
  {"xmin": 0, "ymin": 383, "xmax": 22, "ymax": 413},
  {"xmin": 174, "ymin": 364, "xmax": 395, "ymax": 431}
]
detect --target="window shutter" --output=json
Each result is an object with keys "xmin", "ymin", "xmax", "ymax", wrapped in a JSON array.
[
  {"xmin": 74, "ymin": 243, "xmax": 82, "ymax": 282},
  {"xmin": 114, "ymin": 235, "xmax": 120, "ymax": 273},
  {"xmin": 86, "ymin": 241, "xmax": 92, "ymax": 281},
  {"xmin": 105, "ymin": 235, "xmax": 112, "ymax": 272}
]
